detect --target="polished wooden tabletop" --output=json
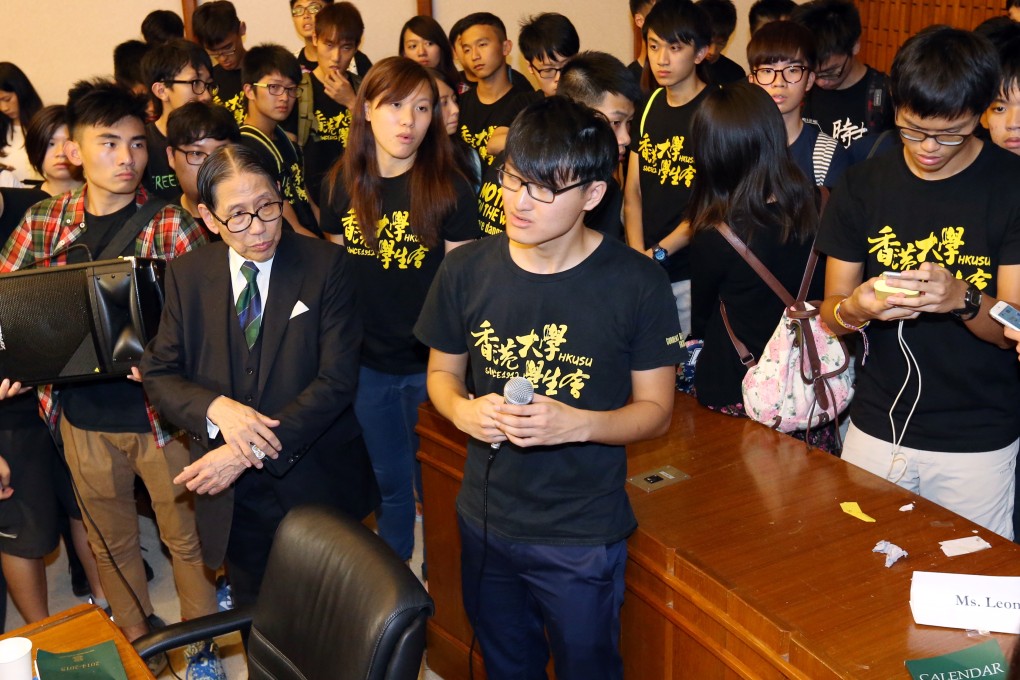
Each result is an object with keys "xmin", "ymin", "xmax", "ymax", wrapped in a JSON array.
[
  {"xmin": 419, "ymin": 394, "xmax": 1020, "ymax": 679},
  {"xmin": 4, "ymin": 604, "xmax": 155, "ymax": 680},
  {"xmin": 623, "ymin": 397, "xmax": 1020, "ymax": 677}
]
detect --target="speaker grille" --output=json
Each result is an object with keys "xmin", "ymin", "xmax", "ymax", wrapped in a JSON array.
[{"xmin": 0, "ymin": 267, "xmax": 98, "ymax": 384}]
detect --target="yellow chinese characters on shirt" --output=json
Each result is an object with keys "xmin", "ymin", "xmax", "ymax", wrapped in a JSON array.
[
  {"xmin": 471, "ymin": 320, "xmax": 593, "ymax": 399},
  {"xmin": 460, "ymin": 124, "xmax": 498, "ymax": 166},
  {"xmin": 343, "ymin": 209, "xmax": 429, "ymax": 269},
  {"xmin": 215, "ymin": 91, "xmax": 246, "ymax": 126},
  {"xmin": 638, "ymin": 132, "xmax": 695, "ymax": 187},
  {"xmin": 285, "ymin": 162, "xmax": 310, "ymax": 203},
  {"xmin": 313, "ymin": 108, "xmax": 352, "ymax": 146},
  {"xmin": 867, "ymin": 225, "xmax": 993, "ymax": 290}
]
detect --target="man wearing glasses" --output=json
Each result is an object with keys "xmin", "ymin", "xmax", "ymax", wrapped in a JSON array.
[
  {"xmin": 290, "ymin": 0, "xmax": 373, "ymax": 78},
  {"xmin": 193, "ymin": 0, "xmax": 248, "ymax": 126},
  {"xmin": 140, "ymin": 40, "xmax": 216, "ymax": 201},
  {"xmin": 791, "ymin": 0, "xmax": 893, "ymax": 161},
  {"xmin": 818, "ymin": 27, "xmax": 1020, "ymax": 541},
  {"xmin": 165, "ymin": 102, "xmax": 241, "ymax": 229},
  {"xmin": 239, "ymin": 45, "xmax": 319, "ymax": 237}
]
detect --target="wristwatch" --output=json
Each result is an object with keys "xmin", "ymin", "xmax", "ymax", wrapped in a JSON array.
[
  {"xmin": 951, "ymin": 282, "xmax": 983, "ymax": 321},
  {"xmin": 652, "ymin": 243, "xmax": 668, "ymax": 264}
]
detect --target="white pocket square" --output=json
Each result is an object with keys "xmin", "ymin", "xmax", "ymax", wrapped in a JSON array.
[{"xmin": 290, "ymin": 301, "xmax": 310, "ymax": 319}]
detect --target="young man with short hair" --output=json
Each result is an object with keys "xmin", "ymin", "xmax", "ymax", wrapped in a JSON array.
[
  {"xmin": 165, "ymin": 101, "xmax": 240, "ymax": 225},
  {"xmin": 696, "ymin": 0, "xmax": 746, "ymax": 84},
  {"xmin": 239, "ymin": 44, "xmax": 317, "ymax": 237},
  {"xmin": 141, "ymin": 9, "xmax": 184, "ymax": 45},
  {"xmin": 791, "ymin": 0, "xmax": 893, "ymax": 160},
  {"xmin": 452, "ymin": 12, "xmax": 538, "ymax": 166},
  {"xmin": 983, "ymin": 32, "xmax": 1020, "ymax": 156},
  {"xmin": 518, "ymin": 13, "xmax": 580, "ymax": 97},
  {"xmin": 141, "ymin": 39, "xmax": 215, "ymax": 201},
  {"xmin": 623, "ymin": 0, "xmax": 712, "ymax": 336},
  {"xmin": 475, "ymin": 52, "xmax": 642, "ymax": 240},
  {"xmin": 748, "ymin": 0, "xmax": 796, "ymax": 34},
  {"xmin": 1010, "ymin": 0, "xmax": 1020, "ymax": 22},
  {"xmin": 193, "ymin": 0, "xmax": 248, "ymax": 126},
  {"xmin": 290, "ymin": 0, "xmax": 372, "ymax": 77},
  {"xmin": 747, "ymin": 20, "xmax": 849, "ymax": 187},
  {"xmin": 817, "ymin": 26, "xmax": 1020, "ymax": 540},
  {"xmin": 304, "ymin": 2, "xmax": 362, "ymax": 205},
  {"xmin": 416, "ymin": 95, "xmax": 684, "ymax": 680},
  {"xmin": 0, "ymin": 79, "xmax": 217, "ymax": 657},
  {"xmin": 449, "ymin": 15, "xmax": 532, "ymax": 90}
]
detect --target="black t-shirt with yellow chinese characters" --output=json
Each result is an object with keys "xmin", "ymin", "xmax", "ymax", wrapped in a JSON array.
[
  {"xmin": 238, "ymin": 124, "xmax": 317, "ymax": 234},
  {"xmin": 414, "ymin": 233, "xmax": 686, "ymax": 545},
  {"xmin": 458, "ymin": 86, "xmax": 538, "ymax": 167},
  {"xmin": 477, "ymin": 151, "xmax": 625, "ymax": 241},
  {"xmin": 303, "ymin": 72, "xmax": 358, "ymax": 208},
  {"xmin": 817, "ymin": 142, "xmax": 1020, "ymax": 451},
  {"xmin": 320, "ymin": 170, "xmax": 480, "ymax": 374},
  {"xmin": 630, "ymin": 85, "xmax": 711, "ymax": 283},
  {"xmin": 212, "ymin": 66, "xmax": 246, "ymax": 125}
]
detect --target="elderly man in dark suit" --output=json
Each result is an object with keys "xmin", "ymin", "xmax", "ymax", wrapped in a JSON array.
[{"xmin": 141, "ymin": 144, "xmax": 378, "ymax": 605}]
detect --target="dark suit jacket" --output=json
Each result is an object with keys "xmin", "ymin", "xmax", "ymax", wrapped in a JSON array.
[{"xmin": 141, "ymin": 232, "xmax": 378, "ymax": 568}]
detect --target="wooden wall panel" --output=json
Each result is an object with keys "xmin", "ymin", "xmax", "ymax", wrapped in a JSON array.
[{"xmin": 858, "ymin": 0, "xmax": 1003, "ymax": 74}]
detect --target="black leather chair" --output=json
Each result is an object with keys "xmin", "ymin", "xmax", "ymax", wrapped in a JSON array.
[{"xmin": 133, "ymin": 505, "xmax": 434, "ymax": 680}]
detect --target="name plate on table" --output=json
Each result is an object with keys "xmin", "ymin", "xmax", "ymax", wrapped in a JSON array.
[{"xmin": 911, "ymin": 571, "xmax": 1020, "ymax": 634}]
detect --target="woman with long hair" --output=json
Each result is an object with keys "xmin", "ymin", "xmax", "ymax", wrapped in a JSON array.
[
  {"xmin": 0, "ymin": 63, "xmax": 44, "ymax": 185},
  {"xmin": 399, "ymin": 16, "xmax": 462, "ymax": 93},
  {"xmin": 321, "ymin": 56, "xmax": 478, "ymax": 564},
  {"xmin": 687, "ymin": 82, "xmax": 824, "ymax": 422},
  {"xmin": 427, "ymin": 66, "xmax": 482, "ymax": 191}
]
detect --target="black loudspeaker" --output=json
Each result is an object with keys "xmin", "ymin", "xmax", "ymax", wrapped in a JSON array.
[{"xmin": 0, "ymin": 258, "xmax": 166, "ymax": 386}]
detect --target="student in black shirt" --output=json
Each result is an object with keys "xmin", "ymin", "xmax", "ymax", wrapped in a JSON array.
[
  {"xmin": 628, "ymin": 0, "xmax": 656, "ymax": 88},
  {"xmin": 818, "ymin": 27, "xmax": 1020, "ymax": 539},
  {"xmin": 303, "ymin": 2, "xmax": 362, "ymax": 206},
  {"xmin": 290, "ymin": 0, "xmax": 372, "ymax": 77},
  {"xmin": 140, "ymin": 40, "xmax": 215, "ymax": 201},
  {"xmin": 193, "ymin": 0, "xmax": 248, "ymax": 126},
  {"xmin": 791, "ymin": 0, "xmax": 893, "ymax": 161},
  {"xmin": 450, "ymin": 12, "xmax": 537, "ymax": 166},
  {"xmin": 697, "ymin": 0, "xmax": 747, "ymax": 85},
  {"xmin": 239, "ymin": 45, "xmax": 317, "ymax": 236},
  {"xmin": 165, "ymin": 101, "xmax": 240, "ymax": 231},
  {"xmin": 687, "ymin": 83, "xmax": 822, "ymax": 420},
  {"xmin": 518, "ymin": 12, "xmax": 580, "ymax": 97},
  {"xmin": 320, "ymin": 58, "xmax": 479, "ymax": 564}
]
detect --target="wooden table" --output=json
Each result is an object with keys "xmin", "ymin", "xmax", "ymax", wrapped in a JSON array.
[
  {"xmin": 418, "ymin": 395, "xmax": 1020, "ymax": 679},
  {"xmin": 4, "ymin": 604, "xmax": 155, "ymax": 680}
]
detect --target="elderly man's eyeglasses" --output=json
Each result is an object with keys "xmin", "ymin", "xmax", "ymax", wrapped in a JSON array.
[{"xmin": 210, "ymin": 201, "xmax": 285, "ymax": 233}]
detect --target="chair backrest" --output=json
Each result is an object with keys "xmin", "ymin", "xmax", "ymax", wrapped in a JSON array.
[{"xmin": 246, "ymin": 506, "xmax": 434, "ymax": 680}]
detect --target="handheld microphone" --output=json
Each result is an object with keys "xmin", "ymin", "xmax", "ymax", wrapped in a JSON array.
[{"xmin": 490, "ymin": 376, "xmax": 534, "ymax": 450}]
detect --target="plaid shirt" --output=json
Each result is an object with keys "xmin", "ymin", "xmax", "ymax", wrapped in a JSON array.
[{"xmin": 0, "ymin": 184, "xmax": 208, "ymax": 446}]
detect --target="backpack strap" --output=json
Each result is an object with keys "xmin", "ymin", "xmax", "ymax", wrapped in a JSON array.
[
  {"xmin": 639, "ymin": 88, "xmax": 664, "ymax": 138},
  {"xmin": 97, "ymin": 196, "xmax": 169, "ymax": 261},
  {"xmin": 297, "ymin": 71, "xmax": 314, "ymax": 148},
  {"xmin": 716, "ymin": 223, "xmax": 796, "ymax": 307}
]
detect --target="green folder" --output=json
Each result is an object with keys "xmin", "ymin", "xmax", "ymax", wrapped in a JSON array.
[
  {"xmin": 905, "ymin": 639, "xmax": 1009, "ymax": 680},
  {"xmin": 34, "ymin": 640, "xmax": 128, "ymax": 680}
]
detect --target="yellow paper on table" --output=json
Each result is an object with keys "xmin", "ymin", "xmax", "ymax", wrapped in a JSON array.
[{"xmin": 840, "ymin": 501, "xmax": 876, "ymax": 522}]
